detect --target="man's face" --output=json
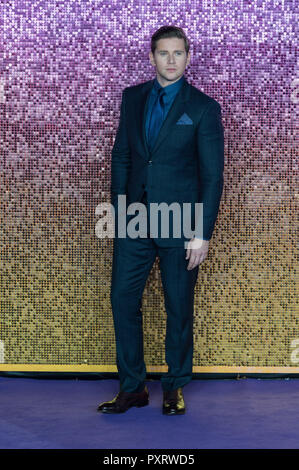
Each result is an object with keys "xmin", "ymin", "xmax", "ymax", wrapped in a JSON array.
[{"xmin": 149, "ymin": 37, "xmax": 190, "ymax": 87}]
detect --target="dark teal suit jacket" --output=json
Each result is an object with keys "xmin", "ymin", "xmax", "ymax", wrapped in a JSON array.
[{"xmin": 111, "ymin": 75, "xmax": 224, "ymax": 246}]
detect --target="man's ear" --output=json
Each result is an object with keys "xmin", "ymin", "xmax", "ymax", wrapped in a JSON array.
[
  {"xmin": 149, "ymin": 51, "xmax": 155, "ymax": 67},
  {"xmin": 186, "ymin": 51, "xmax": 191, "ymax": 66}
]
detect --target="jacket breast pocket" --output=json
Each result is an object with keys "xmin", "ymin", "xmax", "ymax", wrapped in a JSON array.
[
  {"xmin": 174, "ymin": 123, "xmax": 194, "ymax": 128},
  {"xmin": 172, "ymin": 124, "xmax": 195, "ymax": 134},
  {"xmin": 170, "ymin": 125, "xmax": 195, "ymax": 147}
]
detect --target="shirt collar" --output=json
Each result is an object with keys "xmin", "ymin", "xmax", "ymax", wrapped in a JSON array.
[{"xmin": 153, "ymin": 75, "xmax": 185, "ymax": 98}]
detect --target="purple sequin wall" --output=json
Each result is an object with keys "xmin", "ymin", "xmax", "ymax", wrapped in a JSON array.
[{"xmin": 0, "ymin": 0, "xmax": 297, "ymax": 369}]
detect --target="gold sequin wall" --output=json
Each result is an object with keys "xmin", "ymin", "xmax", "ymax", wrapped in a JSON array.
[{"xmin": 0, "ymin": 1, "xmax": 298, "ymax": 373}]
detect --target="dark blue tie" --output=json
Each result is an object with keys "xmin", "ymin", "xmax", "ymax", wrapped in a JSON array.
[{"xmin": 148, "ymin": 88, "xmax": 166, "ymax": 150}]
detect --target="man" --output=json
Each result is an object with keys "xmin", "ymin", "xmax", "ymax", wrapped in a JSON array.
[{"xmin": 97, "ymin": 26, "xmax": 224, "ymax": 415}]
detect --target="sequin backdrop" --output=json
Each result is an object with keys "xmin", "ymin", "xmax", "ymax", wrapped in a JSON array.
[{"xmin": 0, "ymin": 0, "xmax": 298, "ymax": 371}]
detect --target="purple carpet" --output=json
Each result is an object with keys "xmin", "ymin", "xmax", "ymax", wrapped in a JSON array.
[{"xmin": 0, "ymin": 377, "xmax": 298, "ymax": 449}]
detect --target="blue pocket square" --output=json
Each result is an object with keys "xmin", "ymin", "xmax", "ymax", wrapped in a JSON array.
[{"xmin": 176, "ymin": 112, "xmax": 193, "ymax": 125}]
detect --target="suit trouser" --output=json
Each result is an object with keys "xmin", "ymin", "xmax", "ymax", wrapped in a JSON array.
[{"xmin": 110, "ymin": 192, "xmax": 199, "ymax": 393}]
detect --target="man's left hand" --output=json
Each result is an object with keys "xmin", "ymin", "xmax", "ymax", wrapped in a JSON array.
[{"xmin": 185, "ymin": 237, "xmax": 210, "ymax": 270}]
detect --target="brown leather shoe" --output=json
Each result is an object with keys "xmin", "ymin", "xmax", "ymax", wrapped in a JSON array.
[
  {"xmin": 97, "ymin": 386, "xmax": 149, "ymax": 414},
  {"xmin": 162, "ymin": 387, "xmax": 185, "ymax": 415}
]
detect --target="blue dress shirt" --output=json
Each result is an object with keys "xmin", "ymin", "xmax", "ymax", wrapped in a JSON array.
[{"xmin": 145, "ymin": 75, "xmax": 185, "ymax": 147}]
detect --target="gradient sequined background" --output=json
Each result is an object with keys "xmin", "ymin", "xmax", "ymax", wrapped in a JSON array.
[{"xmin": 0, "ymin": 0, "xmax": 298, "ymax": 371}]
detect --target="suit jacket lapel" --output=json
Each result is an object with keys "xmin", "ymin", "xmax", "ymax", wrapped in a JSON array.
[
  {"xmin": 151, "ymin": 77, "xmax": 190, "ymax": 155},
  {"xmin": 140, "ymin": 80, "xmax": 154, "ymax": 159},
  {"xmin": 139, "ymin": 76, "xmax": 191, "ymax": 159}
]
